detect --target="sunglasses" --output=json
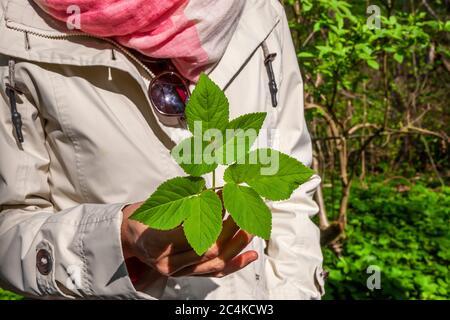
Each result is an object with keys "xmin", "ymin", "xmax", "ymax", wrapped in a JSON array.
[{"xmin": 136, "ymin": 53, "xmax": 191, "ymax": 127}]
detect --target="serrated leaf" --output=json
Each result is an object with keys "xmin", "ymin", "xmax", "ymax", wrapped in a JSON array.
[
  {"xmin": 171, "ymin": 136, "xmax": 218, "ymax": 176},
  {"xmin": 185, "ymin": 73, "xmax": 229, "ymax": 135},
  {"xmin": 130, "ymin": 177, "xmax": 205, "ymax": 229},
  {"xmin": 223, "ymin": 183, "xmax": 271, "ymax": 239},
  {"xmin": 172, "ymin": 112, "xmax": 267, "ymax": 171},
  {"xmin": 224, "ymin": 149, "xmax": 314, "ymax": 201},
  {"xmin": 215, "ymin": 113, "xmax": 267, "ymax": 165},
  {"xmin": 183, "ymin": 190, "xmax": 223, "ymax": 255}
]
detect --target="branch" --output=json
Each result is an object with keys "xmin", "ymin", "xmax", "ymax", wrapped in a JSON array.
[
  {"xmin": 401, "ymin": 125, "xmax": 448, "ymax": 141},
  {"xmin": 305, "ymin": 103, "xmax": 341, "ymax": 139},
  {"xmin": 348, "ymin": 123, "xmax": 380, "ymax": 135},
  {"xmin": 348, "ymin": 128, "xmax": 385, "ymax": 180},
  {"xmin": 442, "ymin": 58, "xmax": 450, "ymax": 74},
  {"xmin": 421, "ymin": 0, "xmax": 441, "ymax": 21},
  {"xmin": 420, "ymin": 135, "xmax": 445, "ymax": 187}
]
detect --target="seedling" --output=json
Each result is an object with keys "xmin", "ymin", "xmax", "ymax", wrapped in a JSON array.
[{"xmin": 131, "ymin": 74, "xmax": 314, "ymax": 255}]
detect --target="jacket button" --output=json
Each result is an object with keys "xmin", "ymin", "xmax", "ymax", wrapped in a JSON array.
[{"xmin": 36, "ymin": 249, "xmax": 52, "ymax": 275}]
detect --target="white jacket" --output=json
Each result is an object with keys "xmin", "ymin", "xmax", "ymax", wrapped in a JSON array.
[{"xmin": 0, "ymin": 0, "xmax": 324, "ymax": 299}]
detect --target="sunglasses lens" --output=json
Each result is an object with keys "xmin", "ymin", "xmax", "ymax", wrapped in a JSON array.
[{"xmin": 149, "ymin": 73, "xmax": 189, "ymax": 116}]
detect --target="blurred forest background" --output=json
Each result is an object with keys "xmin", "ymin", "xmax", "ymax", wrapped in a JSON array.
[
  {"xmin": 1, "ymin": 0, "xmax": 449, "ymax": 300},
  {"xmin": 282, "ymin": 0, "xmax": 449, "ymax": 299}
]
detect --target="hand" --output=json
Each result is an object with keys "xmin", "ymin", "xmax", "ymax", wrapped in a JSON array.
[{"xmin": 121, "ymin": 201, "xmax": 258, "ymax": 279}]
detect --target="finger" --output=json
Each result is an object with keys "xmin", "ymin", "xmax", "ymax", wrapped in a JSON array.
[
  {"xmin": 216, "ymin": 230, "xmax": 254, "ymax": 262},
  {"xmin": 216, "ymin": 214, "xmax": 239, "ymax": 246},
  {"xmin": 159, "ymin": 226, "xmax": 192, "ymax": 254},
  {"xmin": 216, "ymin": 190, "xmax": 225, "ymax": 218},
  {"xmin": 171, "ymin": 230, "xmax": 254, "ymax": 277},
  {"xmin": 166, "ymin": 212, "xmax": 237, "ymax": 254},
  {"xmin": 156, "ymin": 216, "xmax": 240, "ymax": 274},
  {"xmin": 194, "ymin": 251, "xmax": 258, "ymax": 278}
]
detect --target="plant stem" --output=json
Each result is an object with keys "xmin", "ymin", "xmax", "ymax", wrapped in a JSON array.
[{"xmin": 212, "ymin": 170, "xmax": 216, "ymax": 189}]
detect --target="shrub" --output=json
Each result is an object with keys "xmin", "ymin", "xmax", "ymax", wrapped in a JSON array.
[{"xmin": 323, "ymin": 180, "xmax": 449, "ymax": 300}]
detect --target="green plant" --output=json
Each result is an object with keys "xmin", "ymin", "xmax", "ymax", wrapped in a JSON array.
[
  {"xmin": 130, "ymin": 74, "xmax": 314, "ymax": 255},
  {"xmin": 0, "ymin": 288, "xmax": 22, "ymax": 300},
  {"xmin": 285, "ymin": 0, "xmax": 449, "ymax": 252},
  {"xmin": 322, "ymin": 179, "xmax": 450, "ymax": 300}
]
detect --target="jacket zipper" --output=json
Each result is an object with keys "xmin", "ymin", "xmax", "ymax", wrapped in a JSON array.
[
  {"xmin": 261, "ymin": 41, "xmax": 278, "ymax": 108},
  {"xmin": 6, "ymin": 23, "xmax": 156, "ymax": 80},
  {"xmin": 6, "ymin": 22, "xmax": 181, "ymax": 151},
  {"xmin": 6, "ymin": 59, "xmax": 23, "ymax": 143}
]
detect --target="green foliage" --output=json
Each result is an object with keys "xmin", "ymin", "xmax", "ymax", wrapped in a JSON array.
[
  {"xmin": 0, "ymin": 288, "xmax": 22, "ymax": 300},
  {"xmin": 185, "ymin": 73, "xmax": 229, "ymax": 135},
  {"xmin": 216, "ymin": 113, "xmax": 267, "ymax": 165},
  {"xmin": 132, "ymin": 74, "xmax": 314, "ymax": 255},
  {"xmin": 182, "ymin": 190, "xmax": 223, "ymax": 255},
  {"xmin": 172, "ymin": 137, "xmax": 219, "ymax": 176},
  {"xmin": 172, "ymin": 88, "xmax": 267, "ymax": 176},
  {"xmin": 223, "ymin": 183, "xmax": 272, "ymax": 240},
  {"xmin": 224, "ymin": 149, "xmax": 314, "ymax": 201},
  {"xmin": 322, "ymin": 180, "xmax": 450, "ymax": 300},
  {"xmin": 287, "ymin": 0, "xmax": 449, "ymax": 300},
  {"xmin": 131, "ymin": 177, "xmax": 208, "ymax": 230},
  {"xmin": 288, "ymin": 0, "xmax": 449, "ymax": 159}
]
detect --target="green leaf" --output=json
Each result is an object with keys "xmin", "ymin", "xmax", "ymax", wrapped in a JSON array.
[
  {"xmin": 215, "ymin": 113, "xmax": 267, "ymax": 165},
  {"xmin": 445, "ymin": 21, "xmax": 450, "ymax": 32},
  {"xmin": 394, "ymin": 52, "xmax": 404, "ymax": 64},
  {"xmin": 185, "ymin": 73, "xmax": 229, "ymax": 136},
  {"xmin": 367, "ymin": 59, "xmax": 380, "ymax": 70},
  {"xmin": 302, "ymin": 0, "xmax": 313, "ymax": 12},
  {"xmin": 183, "ymin": 190, "xmax": 223, "ymax": 255},
  {"xmin": 171, "ymin": 137, "xmax": 218, "ymax": 176},
  {"xmin": 224, "ymin": 149, "xmax": 314, "ymax": 201},
  {"xmin": 298, "ymin": 52, "xmax": 315, "ymax": 58},
  {"xmin": 172, "ymin": 113, "xmax": 267, "ymax": 171},
  {"xmin": 130, "ymin": 176, "xmax": 205, "ymax": 230},
  {"xmin": 223, "ymin": 183, "xmax": 272, "ymax": 239}
]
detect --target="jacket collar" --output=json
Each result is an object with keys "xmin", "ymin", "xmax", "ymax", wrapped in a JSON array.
[
  {"xmin": 0, "ymin": 0, "xmax": 280, "ymax": 89},
  {"xmin": 207, "ymin": 0, "xmax": 280, "ymax": 90}
]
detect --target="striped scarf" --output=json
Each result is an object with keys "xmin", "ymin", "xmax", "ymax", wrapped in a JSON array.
[{"xmin": 33, "ymin": 0, "xmax": 245, "ymax": 81}]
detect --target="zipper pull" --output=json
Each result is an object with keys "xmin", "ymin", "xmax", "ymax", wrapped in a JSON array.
[
  {"xmin": 6, "ymin": 60, "xmax": 24, "ymax": 143},
  {"xmin": 24, "ymin": 31, "xmax": 31, "ymax": 51},
  {"xmin": 262, "ymin": 41, "xmax": 278, "ymax": 108},
  {"xmin": 108, "ymin": 67, "xmax": 113, "ymax": 81}
]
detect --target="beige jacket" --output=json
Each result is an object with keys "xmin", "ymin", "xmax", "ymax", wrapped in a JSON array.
[{"xmin": 0, "ymin": 0, "xmax": 324, "ymax": 299}]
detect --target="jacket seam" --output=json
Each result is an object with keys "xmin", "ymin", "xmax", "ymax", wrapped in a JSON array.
[
  {"xmin": 3, "ymin": 61, "xmax": 29, "ymax": 203},
  {"xmin": 0, "ymin": 0, "xmax": 6, "ymax": 24},
  {"xmin": 43, "ymin": 216, "xmax": 121, "ymax": 227},
  {"xmin": 20, "ymin": 94, "xmax": 32, "ymax": 199},
  {"xmin": 46, "ymin": 69, "xmax": 90, "ymax": 203},
  {"xmin": 78, "ymin": 221, "xmax": 95, "ymax": 296},
  {"xmin": 2, "ymin": 0, "xmax": 9, "ymax": 24}
]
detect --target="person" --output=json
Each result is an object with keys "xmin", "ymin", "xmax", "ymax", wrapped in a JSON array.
[{"xmin": 0, "ymin": 0, "xmax": 325, "ymax": 299}]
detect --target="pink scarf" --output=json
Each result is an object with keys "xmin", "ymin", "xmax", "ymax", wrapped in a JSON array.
[{"xmin": 33, "ymin": 0, "xmax": 245, "ymax": 81}]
